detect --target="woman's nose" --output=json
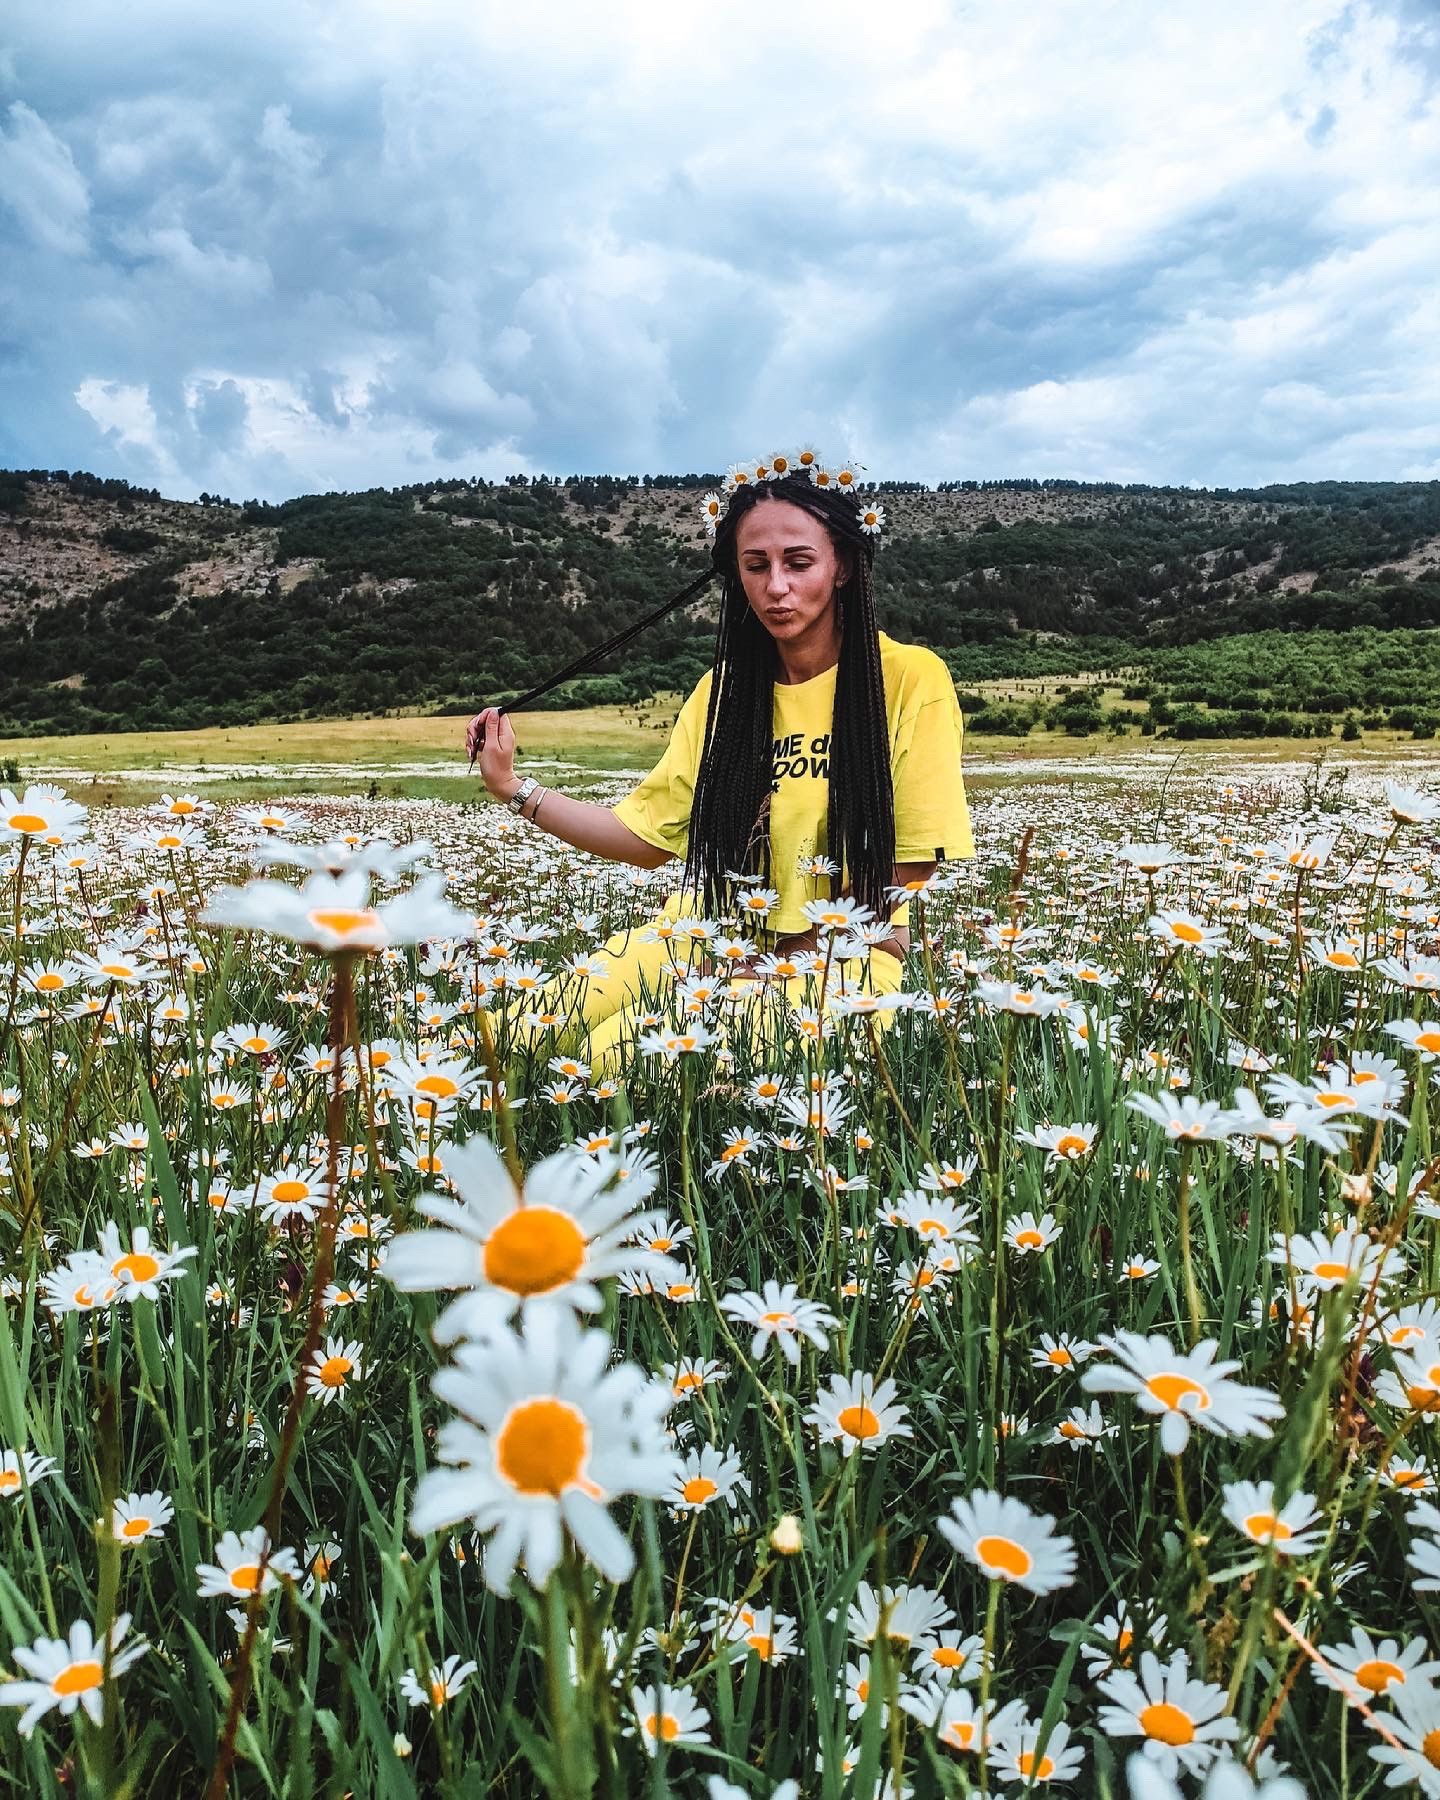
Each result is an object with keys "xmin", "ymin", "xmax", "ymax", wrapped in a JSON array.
[{"xmin": 765, "ymin": 561, "xmax": 789, "ymax": 597}]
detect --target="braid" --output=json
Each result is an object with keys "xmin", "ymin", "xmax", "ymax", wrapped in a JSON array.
[
  {"xmin": 827, "ymin": 552, "xmax": 896, "ymax": 917},
  {"xmin": 683, "ymin": 576, "xmax": 776, "ymax": 915}
]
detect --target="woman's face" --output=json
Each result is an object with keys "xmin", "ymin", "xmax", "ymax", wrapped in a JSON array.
[{"xmin": 733, "ymin": 496, "xmax": 852, "ymax": 652}]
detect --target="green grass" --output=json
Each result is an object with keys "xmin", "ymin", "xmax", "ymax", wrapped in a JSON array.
[
  {"xmin": 0, "ymin": 766, "xmax": 1438, "ymax": 1793},
  {"xmin": 4, "ymin": 702, "xmax": 1433, "ymax": 811}
]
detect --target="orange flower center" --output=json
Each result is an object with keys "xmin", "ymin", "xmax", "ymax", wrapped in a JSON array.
[
  {"xmin": 1311, "ymin": 1260, "xmax": 1350, "ymax": 1281},
  {"xmin": 1424, "ymin": 1729, "xmax": 1440, "ymax": 1770},
  {"xmin": 1145, "ymin": 1373, "xmax": 1211, "ymax": 1410},
  {"xmin": 317, "ymin": 1356, "xmax": 352, "ymax": 1388},
  {"xmin": 7, "ymin": 812, "xmax": 47, "ymax": 833},
  {"xmin": 1139, "ymin": 1701, "xmax": 1195, "ymax": 1746},
  {"xmin": 644, "ymin": 1713, "xmax": 681, "ymax": 1741},
  {"xmin": 483, "ymin": 1207, "xmax": 585, "ymax": 1296},
  {"xmin": 495, "ymin": 1397, "xmax": 590, "ymax": 1496},
  {"xmin": 121, "ymin": 1516, "xmax": 152, "ymax": 1539},
  {"xmin": 115, "ymin": 1251, "xmax": 161, "ymax": 1283},
  {"xmin": 837, "ymin": 1404, "xmax": 881, "ymax": 1440},
  {"xmin": 1055, "ymin": 1133, "xmax": 1089, "ymax": 1156},
  {"xmin": 416, "ymin": 1074, "xmax": 460, "ymax": 1097},
  {"xmin": 272, "ymin": 1179, "xmax": 310, "ymax": 1203},
  {"xmin": 1170, "ymin": 921, "xmax": 1204, "ymax": 944},
  {"xmin": 1014, "ymin": 1229, "xmax": 1045, "ymax": 1249},
  {"xmin": 52, "ymin": 1660, "xmax": 104, "ymax": 1697},
  {"xmin": 305, "ymin": 908, "xmax": 380, "ymax": 939},
  {"xmin": 1355, "ymin": 1658, "xmax": 1403, "ymax": 1693},
  {"xmin": 35, "ymin": 973, "xmax": 64, "ymax": 991},
  {"xmin": 974, "ymin": 1534, "xmax": 1033, "ymax": 1580},
  {"xmin": 1018, "ymin": 1752, "xmax": 1055, "ymax": 1779},
  {"xmin": 681, "ymin": 1476, "xmax": 718, "ymax": 1506},
  {"xmin": 1244, "ymin": 1512, "xmax": 1292, "ymax": 1542},
  {"xmin": 230, "ymin": 1563, "xmax": 263, "ymax": 1593}
]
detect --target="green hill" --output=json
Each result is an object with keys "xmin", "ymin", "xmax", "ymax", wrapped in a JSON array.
[{"xmin": 0, "ymin": 467, "xmax": 1437, "ymax": 738}]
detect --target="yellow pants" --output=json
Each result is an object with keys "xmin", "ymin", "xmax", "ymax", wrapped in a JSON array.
[{"xmin": 574, "ymin": 894, "xmax": 906, "ymax": 1080}]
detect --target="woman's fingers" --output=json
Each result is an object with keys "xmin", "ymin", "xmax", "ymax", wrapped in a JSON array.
[{"xmin": 466, "ymin": 707, "xmax": 505, "ymax": 762}]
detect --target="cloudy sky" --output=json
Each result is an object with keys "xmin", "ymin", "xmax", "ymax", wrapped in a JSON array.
[{"xmin": 1, "ymin": 0, "xmax": 1437, "ymax": 501}]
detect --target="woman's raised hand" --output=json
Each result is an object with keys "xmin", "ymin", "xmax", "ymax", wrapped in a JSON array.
[{"xmin": 466, "ymin": 707, "xmax": 518, "ymax": 798}]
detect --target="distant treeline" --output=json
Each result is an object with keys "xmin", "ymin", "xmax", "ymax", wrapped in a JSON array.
[{"xmin": 0, "ymin": 469, "xmax": 1437, "ymax": 736}]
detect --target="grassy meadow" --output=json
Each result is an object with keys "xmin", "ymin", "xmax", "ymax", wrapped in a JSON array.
[
  {"xmin": 2, "ymin": 697, "xmax": 1433, "ymax": 812},
  {"xmin": 2, "ymin": 736, "xmax": 1440, "ymax": 1796}
]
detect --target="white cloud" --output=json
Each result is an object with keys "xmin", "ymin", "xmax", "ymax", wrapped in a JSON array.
[
  {"xmin": 0, "ymin": 101, "xmax": 89, "ymax": 253},
  {"xmin": 257, "ymin": 104, "xmax": 321, "ymax": 181},
  {"xmin": 73, "ymin": 378, "xmax": 169, "ymax": 464},
  {"xmin": 1, "ymin": 0, "xmax": 1437, "ymax": 497}
]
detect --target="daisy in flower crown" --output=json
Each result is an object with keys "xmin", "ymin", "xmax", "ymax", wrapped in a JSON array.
[{"xmin": 466, "ymin": 444, "xmax": 975, "ymax": 1079}]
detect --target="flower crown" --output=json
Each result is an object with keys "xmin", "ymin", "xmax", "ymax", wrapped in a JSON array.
[{"xmin": 699, "ymin": 447, "xmax": 885, "ymax": 541}]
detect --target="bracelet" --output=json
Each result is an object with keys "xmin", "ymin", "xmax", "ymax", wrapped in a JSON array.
[
  {"xmin": 526, "ymin": 785, "xmax": 549, "ymax": 824},
  {"xmin": 506, "ymin": 775, "xmax": 539, "ymax": 815}
]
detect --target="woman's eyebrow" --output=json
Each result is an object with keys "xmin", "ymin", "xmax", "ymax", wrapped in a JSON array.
[{"xmin": 741, "ymin": 543, "xmax": 818, "ymax": 555}]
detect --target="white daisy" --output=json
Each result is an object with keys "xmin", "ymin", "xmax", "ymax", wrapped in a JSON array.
[{"xmin": 408, "ymin": 1309, "xmax": 679, "ymax": 1593}]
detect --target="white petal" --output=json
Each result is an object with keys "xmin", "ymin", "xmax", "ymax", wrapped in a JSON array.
[{"xmin": 1159, "ymin": 1411, "xmax": 1190, "ymax": 1456}]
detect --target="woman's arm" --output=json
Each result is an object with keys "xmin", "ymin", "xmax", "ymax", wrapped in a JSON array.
[{"xmin": 467, "ymin": 707, "xmax": 677, "ymax": 871}]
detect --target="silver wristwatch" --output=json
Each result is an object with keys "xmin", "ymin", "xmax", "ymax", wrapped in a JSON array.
[{"xmin": 507, "ymin": 776, "xmax": 540, "ymax": 815}]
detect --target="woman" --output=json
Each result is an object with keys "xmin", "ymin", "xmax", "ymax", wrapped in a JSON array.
[{"xmin": 466, "ymin": 457, "xmax": 974, "ymax": 1075}]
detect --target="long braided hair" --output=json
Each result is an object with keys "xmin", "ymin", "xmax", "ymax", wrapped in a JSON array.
[{"xmin": 684, "ymin": 474, "xmax": 896, "ymax": 920}]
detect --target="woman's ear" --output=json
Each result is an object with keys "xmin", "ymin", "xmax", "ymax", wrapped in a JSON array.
[{"xmin": 836, "ymin": 546, "xmax": 855, "ymax": 589}]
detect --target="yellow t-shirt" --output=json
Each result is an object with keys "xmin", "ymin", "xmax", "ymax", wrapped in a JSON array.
[{"xmin": 611, "ymin": 631, "xmax": 975, "ymax": 935}]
